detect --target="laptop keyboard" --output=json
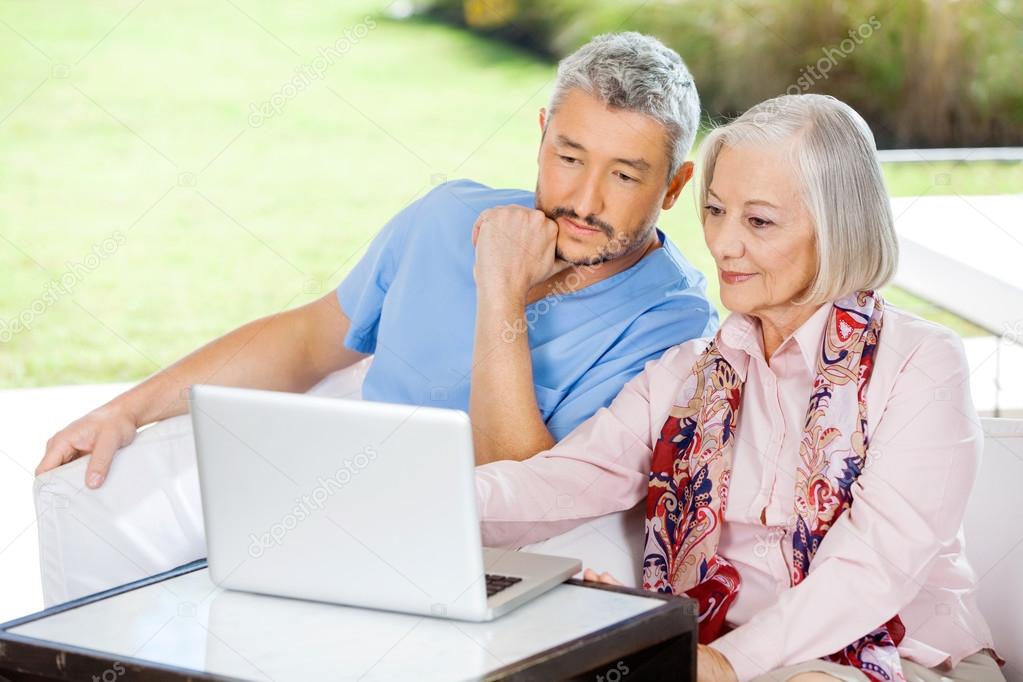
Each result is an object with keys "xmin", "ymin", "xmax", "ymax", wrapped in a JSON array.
[{"xmin": 485, "ymin": 573, "xmax": 523, "ymax": 597}]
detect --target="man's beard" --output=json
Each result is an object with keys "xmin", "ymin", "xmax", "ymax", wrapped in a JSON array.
[{"xmin": 535, "ymin": 185, "xmax": 656, "ymax": 267}]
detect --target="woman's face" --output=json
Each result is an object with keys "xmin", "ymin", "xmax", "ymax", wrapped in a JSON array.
[{"xmin": 702, "ymin": 142, "xmax": 818, "ymax": 321}]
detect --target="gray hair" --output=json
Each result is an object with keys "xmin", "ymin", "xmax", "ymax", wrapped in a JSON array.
[
  {"xmin": 548, "ymin": 32, "xmax": 700, "ymax": 183},
  {"xmin": 697, "ymin": 94, "xmax": 899, "ymax": 306}
]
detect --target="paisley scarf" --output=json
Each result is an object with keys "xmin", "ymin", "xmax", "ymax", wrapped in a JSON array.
[{"xmin": 643, "ymin": 290, "xmax": 906, "ymax": 682}]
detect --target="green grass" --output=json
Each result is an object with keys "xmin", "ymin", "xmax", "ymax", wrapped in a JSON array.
[{"xmin": 0, "ymin": 2, "xmax": 1008, "ymax": 387}]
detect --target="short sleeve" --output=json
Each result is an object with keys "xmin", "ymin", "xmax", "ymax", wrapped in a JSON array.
[
  {"xmin": 335, "ymin": 195, "xmax": 424, "ymax": 354},
  {"xmin": 545, "ymin": 291, "xmax": 717, "ymax": 440},
  {"xmin": 476, "ymin": 340, "xmax": 706, "ymax": 548}
]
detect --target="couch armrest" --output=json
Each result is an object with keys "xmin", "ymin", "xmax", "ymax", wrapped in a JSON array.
[
  {"xmin": 34, "ymin": 357, "xmax": 374, "ymax": 606},
  {"xmin": 34, "ymin": 413, "xmax": 203, "ymax": 605}
]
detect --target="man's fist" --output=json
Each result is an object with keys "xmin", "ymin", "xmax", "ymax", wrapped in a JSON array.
[{"xmin": 471, "ymin": 205, "xmax": 572, "ymax": 300}]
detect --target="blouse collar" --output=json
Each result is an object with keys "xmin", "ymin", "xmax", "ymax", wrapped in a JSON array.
[{"xmin": 716, "ymin": 301, "xmax": 833, "ymax": 380}]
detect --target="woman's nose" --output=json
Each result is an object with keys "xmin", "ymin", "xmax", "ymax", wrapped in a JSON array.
[{"xmin": 706, "ymin": 217, "xmax": 745, "ymax": 261}]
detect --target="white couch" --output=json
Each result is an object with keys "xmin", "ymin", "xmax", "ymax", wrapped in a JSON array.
[{"xmin": 33, "ymin": 361, "xmax": 1022, "ymax": 680}]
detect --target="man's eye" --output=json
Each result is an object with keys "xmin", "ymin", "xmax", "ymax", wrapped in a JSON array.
[
  {"xmin": 616, "ymin": 172, "xmax": 636, "ymax": 183},
  {"xmin": 559, "ymin": 155, "xmax": 579, "ymax": 164}
]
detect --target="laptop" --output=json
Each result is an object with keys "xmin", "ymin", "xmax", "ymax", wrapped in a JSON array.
[{"xmin": 189, "ymin": 384, "xmax": 581, "ymax": 622}]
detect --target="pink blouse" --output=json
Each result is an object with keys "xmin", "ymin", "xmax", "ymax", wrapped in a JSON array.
[{"xmin": 475, "ymin": 302, "xmax": 998, "ymax": 681}]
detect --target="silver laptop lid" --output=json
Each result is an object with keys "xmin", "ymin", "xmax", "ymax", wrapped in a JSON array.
[{"xmin": 190, "ymin": 385, "xmax": 489, "ymax": 620}]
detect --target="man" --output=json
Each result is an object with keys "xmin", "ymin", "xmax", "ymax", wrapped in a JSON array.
[{"xmin": 37, "ymin": 32, "xmax": 716, "ymax": 487}]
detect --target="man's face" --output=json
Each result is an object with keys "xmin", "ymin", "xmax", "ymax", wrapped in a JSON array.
[{"xmin": 535, "ymin": 88, "xmax": 688, "ymax": 267}]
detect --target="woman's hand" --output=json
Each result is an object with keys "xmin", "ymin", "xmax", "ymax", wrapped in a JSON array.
[
  {"xmin": 584, "ymin": 571, "xmax": 736, "ymax": 682},
  {"xmin": 582, "ymin": 568, "xmax": 623, "ymax": 586},
  {"xmin": 697, "ymin": 644, "xmax": 738, "ymax": 682}
]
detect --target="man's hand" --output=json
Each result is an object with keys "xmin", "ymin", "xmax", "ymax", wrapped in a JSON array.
[
  {"xmin": 35, "ymin": 292, "xmax": 367, "ymax": 488},
  {"xmin": 698, "ymin": 645, "xmax": 738, "ymax": 682},
  {"xmin": 37, "ymin": 403, "xmax": 140, "ymax": 488},
  {"xmin": 471, "ymin": 205, "xmax": 572, "ymax": 301},
  {"xmin": 467, "ymin": 205, "xmax": 573, "ymax": 463}
]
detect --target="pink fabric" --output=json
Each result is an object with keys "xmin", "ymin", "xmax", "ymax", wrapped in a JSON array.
[
  {"xmin": 475, "ymin": 302, "xmax": 998, "ymax": 681},
  {"xmin": 643, "ymin": 292, "xmax": 905, "ymax": 681}
]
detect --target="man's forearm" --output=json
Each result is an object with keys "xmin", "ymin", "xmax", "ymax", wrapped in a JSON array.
[
  {"xmin": 469, "ymin": 294, "xmax": 556, "ymax": 464},
  {"xmin": 110, "ymin": 311, "xmax": 322, "ymax": 427}
]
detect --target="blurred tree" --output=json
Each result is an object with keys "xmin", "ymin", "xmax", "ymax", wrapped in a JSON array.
[{"xmin": 420, "ymin": 0, "xmax": 1023, "ymax": 148}]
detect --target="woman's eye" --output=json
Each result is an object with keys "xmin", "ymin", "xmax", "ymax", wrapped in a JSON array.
[
  {"xmin": 704, "ymin": 204, "xmax": 723, "ymax": 216},
  {"xmin": 749, "ymin": 216, "xmax": 772, "ymax": 228}
]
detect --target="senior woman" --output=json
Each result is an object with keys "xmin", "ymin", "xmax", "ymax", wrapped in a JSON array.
[{"xmin": 474, "ymin": 94, "xmax": 1004, "ymax": 682}]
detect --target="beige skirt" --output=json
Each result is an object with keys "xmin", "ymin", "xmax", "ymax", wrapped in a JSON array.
[{"xmin": 749, "ymin": 651, "xmax": 1005, "ymax": 682}]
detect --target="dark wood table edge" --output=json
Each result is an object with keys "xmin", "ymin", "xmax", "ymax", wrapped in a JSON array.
[
  {"xmin": 0, "ymin": 561, "xmax": 697, "ymax": 682},
  {"xmin": 0, "ymin": 559, "xmax": 237, "ymax": 681},
  {"xmin": 483, "ymin": 578, "xmax": 697, "ymax": 681}
]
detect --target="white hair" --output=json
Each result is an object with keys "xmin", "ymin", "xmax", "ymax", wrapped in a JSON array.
[
  {"xmin": 697, "ymin": 94, "xmax": 899, "ymax": 305},
  {"xmin": 548, "ymin": 32, "xmax": 700, "ymax": 183}
]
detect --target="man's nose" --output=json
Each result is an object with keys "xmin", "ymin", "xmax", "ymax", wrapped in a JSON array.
[{"xmin": 571, "ymin": 175, "xmax": 604, "ymax": 220}]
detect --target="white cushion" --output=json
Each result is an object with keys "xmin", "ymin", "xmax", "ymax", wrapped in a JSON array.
[
  {"xmin": 964, "ymin": 418, "xmax": 1023, "ymax": 681},
  {"xmin": 34, "ymin": 358, "xmax": 371, "ymax": 605},
  {"xmin": 34, "ymin": 413, "xmax": 203, "ymax": 605},
  {"xmin": 518, "ymin": 503, "xmax": 646, "ymax": 587}
]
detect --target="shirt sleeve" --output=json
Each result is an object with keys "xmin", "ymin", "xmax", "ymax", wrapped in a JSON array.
[
  {"xmin": 475, "ymin": 344, "xmax": 699, "ymax": 549},
  {"xmin": 710, "ymin": 329, "xmax": 983, "ymax": 681},
  {"xmin": 335, "ymin": 194, "xmax": 425, "ymax": 354},
  {"xmin": 544, "ymin": 291, "xmax": 718, "ymax": 441}
]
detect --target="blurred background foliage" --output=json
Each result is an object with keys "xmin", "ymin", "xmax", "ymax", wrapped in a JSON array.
[
  {"xmin": 419, "ymin": 0, "xmax": 1023, "ymax": 148},
  {"xmin": 0, "ymin": 0, "xmax": 1017, "ymax": 386}
]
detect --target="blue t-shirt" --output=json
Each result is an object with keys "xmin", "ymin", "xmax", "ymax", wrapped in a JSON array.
[{"xmin": 337, "ymin": 179, "xmax": 718, "ymax": 440}]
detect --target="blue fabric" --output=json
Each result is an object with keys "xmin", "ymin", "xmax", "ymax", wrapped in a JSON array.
[{"xmin": 337, "ymin": 179, "xmax": 718, "ymax": 440}]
